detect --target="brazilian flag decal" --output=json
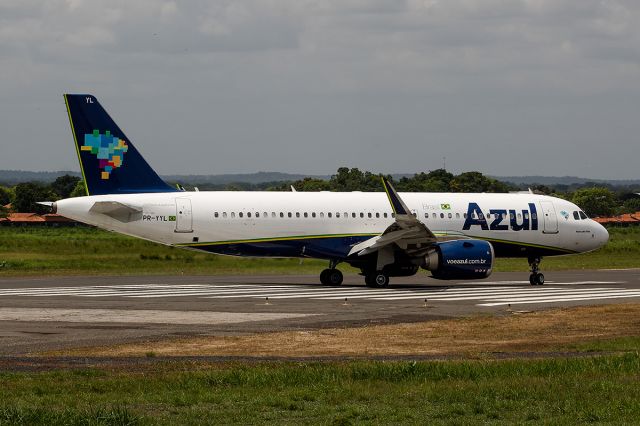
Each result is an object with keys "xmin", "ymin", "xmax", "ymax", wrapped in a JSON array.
[
  {"xmin": 168, "ymin": 215, "xmax": 176, "ymax": 222},
  {"xmin": 441, "ymin": 203, "xmax": 451, "ymax": 210}
]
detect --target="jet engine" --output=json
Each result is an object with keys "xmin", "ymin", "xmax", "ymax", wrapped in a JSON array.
[{"xmin": 422, "ymin": 239, "xmax": 494, "ymax": 280}]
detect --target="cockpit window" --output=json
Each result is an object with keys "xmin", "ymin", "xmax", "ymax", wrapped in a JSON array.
[
  {"xmin": 573, "ymin": 211, "xmax": 580, "ymax": 220},
  {"xmin": 579, "ymin": 211, "xmax": 588, "ymax": 220}
]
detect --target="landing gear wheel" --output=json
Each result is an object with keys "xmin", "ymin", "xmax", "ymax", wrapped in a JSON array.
[
  {"xmin": 528, "ymin": 256, "xmax": 544, "ymax": 286},
  {"xmin": 364, "ymin": 274, "xmax": 375, "ymax": 287},
  {"xmin": 320, "ymin": 268, "xmax": 343, "ymax": 286},
  {"xmin": 529, "ymin": 273, "xmax": 545, "ymax": 285},
  {"xmin": 320, "ymin": 269, "xmax": 331, "ymax": 285},
  {"xmin": 365, "ymin": 272, "xmax": 389, "ymax": 288},
  {"xmin": 328, "ymin": 269, "xmax": 343, "ymax": 286}
]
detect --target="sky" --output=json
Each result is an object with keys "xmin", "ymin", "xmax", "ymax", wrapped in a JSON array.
[{"xmin": 1, "ymin": 0, "xmax": 639, "ymax": 179}]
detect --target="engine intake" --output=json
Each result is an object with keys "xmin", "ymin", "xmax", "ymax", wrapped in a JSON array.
[{"xmin": 422, "ymin": 239, "xmax": 494, "ymax": 280}]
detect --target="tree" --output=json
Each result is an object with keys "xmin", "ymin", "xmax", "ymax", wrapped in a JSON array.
[
  {"xmin": 397, "ymin": 169, "xmax": 454, "ymax": 192},
  {"xmin": 0, "ymin": 204, "xmax": 8, "ymax": 219},
  {"xmin": 571, "ymin": 187, "xmax": 617, "ymax": 217},
  {"xmin": 330, "ymin": 167, "xmax": 386, "ymax": 192},
  {"xmin": 0, "ymin": 186, "xmax": 12, "ymax": 206},
  {"xmin": 450, "ymin": 171, "xmax": 512, "ymax": 193},
  {"xmin": 292, "ymin": 177, "xmax": 332, "ymax": 191},
  {"xmin": 69, "ymin": 180, "xmax": 88, "ymax": 197},
  {"xmin": 51, "ymin": 175, "xmax": 81, "ymax": 199},
  {"xmin": 621, "ymin": 197, "xmax": 640, "ymax": 214},
  {"xmin": 12, "ymin": 182, "xmax": 57, "ymax": 214}
]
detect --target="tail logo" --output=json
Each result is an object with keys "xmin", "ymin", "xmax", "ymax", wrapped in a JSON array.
[{"xmin": 81, "ymin": 130, "xmax": 129, "ymax": 180}]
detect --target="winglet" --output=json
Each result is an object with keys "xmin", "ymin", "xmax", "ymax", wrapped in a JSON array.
[{"xmin": 381, "ymin": 177, "xmax": 410, "ymax": 215}]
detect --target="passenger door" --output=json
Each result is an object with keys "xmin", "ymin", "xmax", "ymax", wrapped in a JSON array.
[
  {"xmin": 540, "ymin": 200, "xmax": 559, "ymax": 234},
  {"xmin": 175, "ymin": 197, "xmax": 193, "ymax": 233}
]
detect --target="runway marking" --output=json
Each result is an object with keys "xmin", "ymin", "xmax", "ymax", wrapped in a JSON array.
[
  {"xmin": 0, "ymin": 307, "xmax": 315, "ymax": 324},
  {"xmin": 0, "ymin": 281, "xmax": 637, "ymax": 307}
]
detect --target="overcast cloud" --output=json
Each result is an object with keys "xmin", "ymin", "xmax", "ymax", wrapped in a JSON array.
[{"xmin": 1, "ymin": 0, "xmax": 639, "ymax": 179}]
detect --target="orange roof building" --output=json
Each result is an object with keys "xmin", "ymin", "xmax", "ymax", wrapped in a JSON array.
[
  {"xmin": 593, "ymin": 212, "xmax": 640, "ymax": 226},
  {"xmin": 0, "ymin": 212, "xmax": 77, "ymax": 225}
]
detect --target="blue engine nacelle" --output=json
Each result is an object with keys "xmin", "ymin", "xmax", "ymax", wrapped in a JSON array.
[{"xmin": 422, "ymin": 239, "xmax": 494, "ymax": 280}]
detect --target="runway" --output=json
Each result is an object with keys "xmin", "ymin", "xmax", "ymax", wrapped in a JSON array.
[{"xmin": 1, "ymin": 269, "xmax": 639, "ymax": 355}]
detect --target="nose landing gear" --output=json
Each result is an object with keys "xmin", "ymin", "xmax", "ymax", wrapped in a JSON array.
[{"xmin": 528, "ymin": 256, "xmax": 545, "ymax": 285}]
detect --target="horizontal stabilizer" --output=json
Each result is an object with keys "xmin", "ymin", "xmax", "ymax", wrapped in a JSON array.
[{"xmin": 90, "ymin": 201, "xmax": 142, "ymax": 222}]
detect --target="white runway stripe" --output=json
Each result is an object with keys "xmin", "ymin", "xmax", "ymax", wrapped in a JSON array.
[
  {"xmin": 0, "ymin": 281, "xmax": 638, "ymax": 306},
  {"xmin": 480, "ymin": 293, "xmax": 640, "ymax": 306},
  {"xmin": 365, "ymin": 287, "xmax": 616, "ymax": 301}
]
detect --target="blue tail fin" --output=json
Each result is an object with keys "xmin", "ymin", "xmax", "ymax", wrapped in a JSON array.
[{"xmin": 64, "ymin": 94, "xmax": 178, "ymax": 195}]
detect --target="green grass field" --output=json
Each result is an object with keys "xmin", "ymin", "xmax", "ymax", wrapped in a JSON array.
[
  {"xmin": 0, "ymin": 226, "xmax": 639, "ymax": 277},
  {"xmin": 1, "ymin": 353, "xmax": 639, "ymax": 425}
]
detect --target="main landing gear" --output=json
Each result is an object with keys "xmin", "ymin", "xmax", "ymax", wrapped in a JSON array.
[
  {"xmin": 528, "ymin": 256, "xmax": 545, "ymax": 285},
  {"xmin": 320, "ymin": 260, "xmax": 343, "ymax": 286},
  {"xmin": 364, "ymin": 271, "xmax": 389, "ymax": 288}
]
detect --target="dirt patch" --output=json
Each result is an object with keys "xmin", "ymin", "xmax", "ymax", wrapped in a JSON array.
[{"xmin": 47, "ymin": 303, "xmax": 640, "ymax": 358}]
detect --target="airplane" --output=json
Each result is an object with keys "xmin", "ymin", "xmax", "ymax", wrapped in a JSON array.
[{"xmin": 52, "ymin": 94, "xmax": 609, "ymax": 287}]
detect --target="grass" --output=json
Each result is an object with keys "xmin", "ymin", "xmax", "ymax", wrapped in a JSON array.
[
  {"xmin": 0, "ymin": 354, "xmax": 639, "ymax": 424},
  {"xmin": 0, "ymin": 225, "xmax": 638, "ymax": 277},
  {"xmin": 0, "ymin": 226, "xmax": 328, "ymax": 277}
]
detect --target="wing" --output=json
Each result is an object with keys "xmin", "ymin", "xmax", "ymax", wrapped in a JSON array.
[{"xmin": 348, "ymin": 178, "xmax": 438, "ymax": 257}]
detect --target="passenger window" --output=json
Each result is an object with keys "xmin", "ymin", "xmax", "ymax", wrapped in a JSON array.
[
  {"xmin": 360, "ymin": 213, "xmax": 364, "ymax": 218},
  {"xmin": 524, "ymin": 212, "xmax": 529, "ymax": 219},
  {"xmin": 531, "ymin": 213, "xmax": 537, "ymax": 220},
  {"xmin": 239, "ymin": 212, "xmax": 244, "ymax": 218},
  {"xmin": 440, "ymin": 213, "xmax": 444, "ymax": 219},
  {"xmin": 448, "ymin": 213, "xmax": 452, "ymax": 219},
  {"xmin": 288, "ymin": 212, "xmax": 292, "ymax": 218},
  {"xmin": 336, "ymin": 212, "xmax": 341, "ymax": 218},
  {"xmin": 579, "ymin": 211, "xmax": 588, "ymax": 219},
  {"xmin": 280, "ymin": 212, "xmax": 284, "ymax": 218},
  {"xmin": 391, "ymin": 213, "xmax": 396, "ymax": 218},
  {"xmin": 231, "ymin": 212, "xmax": 236, "ymax": 218},
  {"xmin": 320, "ymin": 212, "xmax": 324, "ymax": 218},
  {"xmin": 271, "ymin": 212, "xmax": 275, "ymax": 218},
  {"xmin": 368, "ymin": 213, "xmax": 372, "ymax": 218},
  {"xmin": 223, "ymin": 212, "xmax": 227, "ymax": 218},
  {"xmin": 214, "ymin": 212, "xmax": 219, "ymax": 218},
  {"xmin": 312, "ymin": 212, "xmax": 316, "ymax": 218},
  {"xmin": 352, "ymin": 213, "xmax": 356, "ymax": 218},
  {"xmin": 247, "ymin": 212, "xmax": 251, "ymax": 218},
  {"xmin": 456, "ymin": 213, "xmax": 460, "ymax": 219},
  {"xmin": 463, "ymin": 213, "xmax": 467, "ymax": 219},
  {"xmin": 295, "ymin": 212, "xmax": 300, "ymax": 218},
  {"xmin": 424, "ymin": 213, "xmax": 428, "ymax": 218},
  {"xmin": 343, "ymin": 212, "xmax": 348, "ymax": 218},
  {"xmin": 303, "ymin": 212, "xmax": 308, "ymax": 218},
  {"xmin": 376, "ymin": 212, "xmax": 380, "ymax": 218},
  {"xmin": 517, "ymin": 213, "xmax": 521, "ymax": 219},
  {"xmin": 384, "ymin": 213, "xmax": 388, "ymax": 218},
  {"xmin": 256, "ymin": 212, "xmax": 260, "ymax": 218},
  {"xmin": 328, "ymin": 212, "xmax": 332, "ymax": 218}
]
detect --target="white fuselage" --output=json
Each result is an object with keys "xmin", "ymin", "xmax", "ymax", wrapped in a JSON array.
[{"xmin": 55, "ymin": 191, "xmax": 609, "ymax": 260}]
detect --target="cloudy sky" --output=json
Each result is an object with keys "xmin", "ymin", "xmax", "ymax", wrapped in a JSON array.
[{"xmin": 1, "ymin": 0, "xmax": 639, "ymax": 179}]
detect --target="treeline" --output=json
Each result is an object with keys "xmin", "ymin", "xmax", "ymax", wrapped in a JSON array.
[
  {"xmin": 0, "ymin": 175, "xmax": 84, "ymax": 217},
  {"xmin": 1, "ymin": 168, "xmax": 639, "ymax": 218}
]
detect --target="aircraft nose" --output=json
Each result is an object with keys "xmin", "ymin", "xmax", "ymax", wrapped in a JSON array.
[{"xmin": 593, "ymin": 222, "xmax": 609, "ymax": 248}]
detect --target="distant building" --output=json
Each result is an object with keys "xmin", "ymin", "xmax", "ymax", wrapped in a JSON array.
[
  {"xmin": 593, "ymin": 212, "xmax": 640, "ymax": 226},
  {"xmin": 0, "ymin": 212, "xmax": 79, "ymax": 226}
]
